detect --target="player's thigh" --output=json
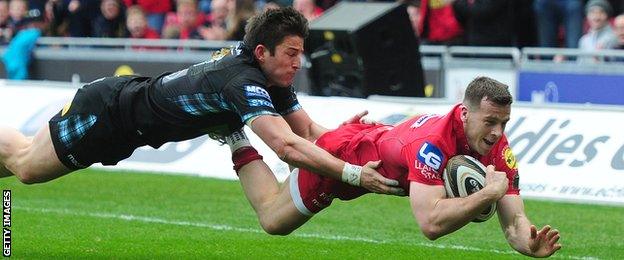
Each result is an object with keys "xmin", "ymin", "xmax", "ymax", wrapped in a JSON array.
[
  {"xmin": 276, "ymin": 176, "xmax": 311, "ymax": 220},
  {"xmin": 20, "ymin": 123, "xmax": 71, "ymax": 180}
]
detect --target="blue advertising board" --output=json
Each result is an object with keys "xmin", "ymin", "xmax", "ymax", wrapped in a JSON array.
[{"xmin": 518, "ymin": 72, "xmax": 624, "ymax": 105}]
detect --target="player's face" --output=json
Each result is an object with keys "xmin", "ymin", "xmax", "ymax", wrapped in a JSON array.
[
  {"xmin": 462, "ymin": 98, "xmax": 510, "ymax": 156},
  {"xmin": 257, "ymin": 35, "xmax": 303, "ymax": 88}
]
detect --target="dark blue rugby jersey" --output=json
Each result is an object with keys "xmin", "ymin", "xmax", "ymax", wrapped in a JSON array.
[{"xmin": 118, "ymin": 43, "xmax": 301, "ymax": 148}]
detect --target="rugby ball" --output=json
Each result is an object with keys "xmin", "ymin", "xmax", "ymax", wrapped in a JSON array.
[{"xmin": 442, "ymin": 155, "xmax": 496, "ymax": 222}]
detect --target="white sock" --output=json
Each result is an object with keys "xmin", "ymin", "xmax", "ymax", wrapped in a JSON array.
[{"xmin": 225, "ymin": 129, "xmax": 251, "ymax": 153}]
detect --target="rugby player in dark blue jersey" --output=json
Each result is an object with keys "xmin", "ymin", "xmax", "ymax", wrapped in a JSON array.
[{"xmin": 0, "ymin": 7, "xmax": 403, "ymax": 196}]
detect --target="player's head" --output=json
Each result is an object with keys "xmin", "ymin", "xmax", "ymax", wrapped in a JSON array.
[
  {"xmin": 461, "ymin": 77, "xmax": 513, "ymax": 155},
  {"xmin": 244, "ymin": 7, "xmax": 308, "ymax": 87}
]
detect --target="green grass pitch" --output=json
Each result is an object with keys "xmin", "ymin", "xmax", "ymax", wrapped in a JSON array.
[{"xmin": 1, "ymin": 169, "xmax": 623, "ymax": 259}]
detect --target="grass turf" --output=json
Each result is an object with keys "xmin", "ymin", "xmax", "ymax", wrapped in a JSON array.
[{"xmin": 1, "ymin": 169, "xmax": 623, "ymax": 259}]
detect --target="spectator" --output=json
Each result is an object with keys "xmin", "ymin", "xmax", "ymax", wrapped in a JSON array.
[
  {"xmin": 199, "ymin": 0, "xmax": 228, "ymax": 40},
  {"xmin": 162, "ymin": 0, "xmax": 204, "ymax": 40},
  {"xmin": 126, "ymin": 5, "xmax": 159, "ymax": 51},
  {"xmin": 293, "ymin": 0, "xmax": 322, "ymax": 21},
  {"xmin": 453, "ymin": 0, "xmax": 513, "ymax": 46},
  {"xmin": 92, "ymin": 0, "xmax": 126, "ymax": 38},
  {"xmin": 0, "ymin": 1, "xmax": 7, "ymax": 25},
  {"xmin": 5, "ymin": 0, "xmax": 42, "ymax": 39},
  {"xmin": 613, "ymin": 13, "xmax": 624, "ymax": 49},
  {"xmin": 579, "ymin": 0, "xmax": 617, "ymax": 52},
  {"xmin": 207, "ymin": 0, "xmax": 228, "ymax": 27},
  {"xmin": 0, "ymin": 0, "xmax": 10, "ymax": 43},
  {"xmin": 533, "ymin": 0, "xmax": 583, "ymax": 48},
  {"xmin": 404, "ymin": 0, "xmax": 420, "ymax": 35},
  {"xmin": 418, "ymin": 0, "xmax": 463, "ymax": 45},
  {"xmin": 8, "ymin": 0, "xmax": 28, "ymax": 29},
  {"xmin": 2, "ymin": 0, "xmax": 43, "ymax": 80},
  {"xmin": 126, "ymin": 5, "xmax": 158, "ymax": 39},
  {"xmin": 122, "ymin": 0, "xmax": 171, "ymax": 34},
  {"xmin": 224, "ymin": 0, "xmax": 255, "ymax": 40},
  {"xmin": 200, "ymin": 0, "xmax": 255, "ymax": 41},
  {"xmin": 48, "ymin": 0, "xmax": 99, "ymax": 37}
]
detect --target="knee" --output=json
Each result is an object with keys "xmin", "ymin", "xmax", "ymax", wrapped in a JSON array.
[
  {"xmin": 14, "ymin": 169, "xmax": 40, "ymax": 184},
  {"xmin": 12, "ymin": 166, "xmax": 46, "ymax": 185},
  {"xmin": 259, "ymin": 218, "xmax": 293, "ymax": 236}
]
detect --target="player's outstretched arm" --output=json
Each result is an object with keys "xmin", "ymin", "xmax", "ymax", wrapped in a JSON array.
[
  {"xmin": 281, "ymin": 109, "xmax": 328, "ymax": 142},
  {"xmin": 497, "ymin": 195, "xmax": 562, "ymax": 257},
  {"xmin": 249, "ymin": 115, "xmax": 404, "ymax": 196},
  {"xmin": 409, "ymin": 165, "xmax": 508, "ymax": 240},
  {"xmin": 282, "ymin": 109, "xmax": 376, "ymax": 143}
]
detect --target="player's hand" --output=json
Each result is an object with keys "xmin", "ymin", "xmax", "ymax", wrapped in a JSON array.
[
  {"xmin": 528, "ymin": 225, "xmax": 561, "ymax": 257},
  {"xmin": 484, "ymin": 165, "xmax": 508, "ymax": 198},
  {"xmin": 342, "ymin": 110, "xmax": 378, "ymax": 125},
  {"xmin": 359, "ymin": 160, "xmax": 405, "ymax": 196}
]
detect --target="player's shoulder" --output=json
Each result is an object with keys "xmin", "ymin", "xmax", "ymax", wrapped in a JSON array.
[
  {"xmin": 402, "ymin": 115, "xmax": 453, "ymax": 150},
  {"xmin": 219, "ymin": 64, "xmax": 266, "ymax": 93}
]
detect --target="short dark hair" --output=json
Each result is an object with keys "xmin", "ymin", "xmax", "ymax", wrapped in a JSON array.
[
  {"xmin": 243, "ymin": 7, "xmax": 309, "ymax": 55},
  {"xmin": 463, "ymin": 76, "xmax": 513, "ymax": 110}
]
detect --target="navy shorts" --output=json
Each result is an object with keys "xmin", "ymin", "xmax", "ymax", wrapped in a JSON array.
[{"xmin": 49, "ymin": 76, "xmax": 144, "ymax": 170}]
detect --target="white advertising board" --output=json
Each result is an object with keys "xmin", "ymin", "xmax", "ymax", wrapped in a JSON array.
[
  {"xmin": 1, "ymin": 82, "xmax": 623, "ymax": 205},
  {"xmin": 444, "ymin": 68, "xmax": 517, "ymax": 102}
]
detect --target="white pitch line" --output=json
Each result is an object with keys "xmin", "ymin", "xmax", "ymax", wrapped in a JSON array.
[{"xmin": 16, "ymin": 206, "xmax": 598, "ymax": 260}]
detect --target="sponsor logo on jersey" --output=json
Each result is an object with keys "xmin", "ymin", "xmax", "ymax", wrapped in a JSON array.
[
  {"xmin": 417, "ymin": 142, "xmax": 444, "ymax": 171},
  {"xmin": 61, "ymin": 101, "xmax": 72, "ymax": 116},
  {"xmin": 245, "ymin": 85, "xmax": 271, "ymax": 99},
  {"xmin": 248, "ymin": 99, "xmax": 275, "ymax": 108},
  {"xmin": 210, "ymin": 47, "xmax": 232, "ymax": 61},
  {"xmin": 503, "ymin": 146, "xmax": 518, "ymax": 170},
  {"xmin": 414, "ymin": 161, "xmax": 437, "ymax": 179},
  {"xmin": 162, "ymin": 69, "xmax": 188, "ymax": 84},
  {"xmin": 410, "ymin": 114, "xmax": 439, "ymax": 128}
]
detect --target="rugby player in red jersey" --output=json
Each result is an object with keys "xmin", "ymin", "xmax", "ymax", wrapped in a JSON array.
[{"xmin": 229, "ymin": 77, "xmax": 561, "ymax": 257}]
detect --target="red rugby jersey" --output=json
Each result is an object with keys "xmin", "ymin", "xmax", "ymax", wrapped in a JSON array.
[{"xmin": 375, "ymin": 103, "xmax": 520, "ymax": 195}]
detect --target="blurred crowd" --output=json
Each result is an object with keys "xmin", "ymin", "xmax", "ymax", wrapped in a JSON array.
[
  {"xmin": 3, "ymin": 0, "xmax": 624, "ymax": 54},
  {"xmin": 0, "ymin": 0, "xmax": 323, "ymax": 44},
  {"xmin": 411, "ymin": 0, "xmax": 624, "ymax": 52}
]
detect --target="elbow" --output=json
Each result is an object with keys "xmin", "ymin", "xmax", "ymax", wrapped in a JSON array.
[
  {"xmin": 271, "ymin": 138, "xmax": 302, "ymax": 166},
  {"xmin": 415, "ymin": 211, "xmax": 445, "ymax": 241},
  {"xmin": 418, "ymin": 212, "xmax": 447, "ymax": 241},
  {"xmin": 268, "ymin": 136, "xmax": 289, "ymax": 159},
  {"xmin": 420, "ymin": 223, "xmax": 442, "ymax": 241}
]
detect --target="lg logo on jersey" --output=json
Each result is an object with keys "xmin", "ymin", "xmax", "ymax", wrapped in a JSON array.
[{"xmin": 417, "ymin": 142, "xmax": 444, "ymax": 170}]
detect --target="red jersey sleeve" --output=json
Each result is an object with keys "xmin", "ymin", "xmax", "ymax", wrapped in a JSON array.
[
  {"xmin": 404, "ymin": 136, "xmax": 450, "ymax": 186},
  {"xmin": 486, "ymin": 135, "xmax": 520, "ymax": 195}
]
